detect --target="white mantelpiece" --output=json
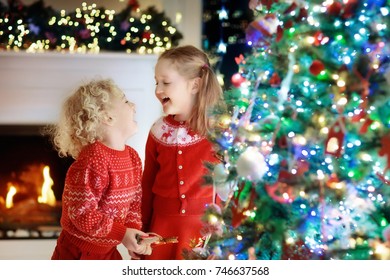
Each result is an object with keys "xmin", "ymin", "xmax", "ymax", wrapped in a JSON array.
[{"xmin": 0, "ymin": 51, "xmax": 161, "ymax": 259}]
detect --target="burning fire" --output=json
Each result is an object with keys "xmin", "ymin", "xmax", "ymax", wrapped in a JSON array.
[
  {"xmin": 5, "ymin": 184, "xmax": 17, "ymax": 208},
  {"xmin": 38, "ymin": 166, "xmax": 56, "ymax": 206},
  {"xmin": 4, "ymin": 165, "xmax": 56, "ymax": 209}
]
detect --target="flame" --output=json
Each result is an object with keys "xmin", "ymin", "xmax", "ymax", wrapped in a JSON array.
[
  {"xmin": 5, "ymin": 185, "xmax": 17, "ymax": 208},
  {"xmin": 37, "ymin": 165, "xmax": 56, "ymax": 206},
  {"xmin": 3, "ymin": 165, "xmax": 56, "ymax": 208}
]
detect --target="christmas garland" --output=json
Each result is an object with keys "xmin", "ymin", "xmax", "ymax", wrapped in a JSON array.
[{"xmin": 0, "ymin": 0, "xmax": 183, "ymax": 53}]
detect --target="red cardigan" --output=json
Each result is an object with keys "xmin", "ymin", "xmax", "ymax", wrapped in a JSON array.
[
  {"xmin": 141, "ymin": 115, "xmax": 219, "ymax": 229},
  {"xmin": 60, "ymin": 141, "xmax": 142, "ymax": 254}
]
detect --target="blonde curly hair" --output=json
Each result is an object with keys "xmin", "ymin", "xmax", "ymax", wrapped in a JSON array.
[{"xmin": 45, "ymin": 78, "xmax": 124, "ymax": 159}]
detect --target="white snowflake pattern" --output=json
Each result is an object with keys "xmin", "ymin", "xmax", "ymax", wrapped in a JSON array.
[
  {"xmin": 68, "ymin": 206, "xmax": 78, "ymax": 220},
  {"xmin": 77, "ymin": 204, "xmax": 90, "ymax": 216},
  {"xmin": 106, "ymin": 207, "xmax": 119, "ymax": 219},
  {"xmin": 119, "ymin": 208, "xmax": 128, "ymax": 219}
]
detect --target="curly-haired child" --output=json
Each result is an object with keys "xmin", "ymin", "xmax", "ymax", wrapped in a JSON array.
[{"xmin": 49, "ymin": 78, "xmax": 151, "ymax": 260}]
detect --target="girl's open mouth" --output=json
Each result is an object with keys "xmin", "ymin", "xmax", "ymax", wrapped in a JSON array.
[{"xmin": 162, "ymin": 97, "xmax": 170, "ymax": 105}]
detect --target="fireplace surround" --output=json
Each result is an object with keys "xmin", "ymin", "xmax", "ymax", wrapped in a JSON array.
[{"xmin": 0, "ymin": 51, "xmax": 160, "ymax": 259}]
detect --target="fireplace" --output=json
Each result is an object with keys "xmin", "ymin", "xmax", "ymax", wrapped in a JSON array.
[{"xmin": 0, "ymin": 125, "xmax": 73, "ymax": 239}]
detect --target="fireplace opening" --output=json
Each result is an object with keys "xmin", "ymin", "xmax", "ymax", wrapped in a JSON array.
[{"xmin": 0, "ymin": 125, "xmax": 73, "ymax": 239}]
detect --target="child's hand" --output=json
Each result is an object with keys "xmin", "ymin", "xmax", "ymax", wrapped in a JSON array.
[
  {"xmin": 136, "ymin": 232, "xmax": 178, "ymax": 247},
  {"xmin": 122, "ymin": 228, "xmax": 152, "ymax": 256},
  {"xmin": 128, "ymin": 249, "xmax": 150, "ymax": 260},
  {"xmin": 128, "ymin": 243, "xmax": 153, "ymax": 260},
  {"xmin": 128, "ymin": 250, "xmax": 140, "ymax": 260}
]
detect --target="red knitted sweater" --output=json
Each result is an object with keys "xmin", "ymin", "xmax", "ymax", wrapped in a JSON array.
[{"xmin": 60, "ymin": 141, "xmax": 142, "ymax": 254}]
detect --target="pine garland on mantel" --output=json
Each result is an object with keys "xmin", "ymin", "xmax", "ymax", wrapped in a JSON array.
[{"xmin": 0, "ymin": 0, "xmax": 183, "ymax": 54}]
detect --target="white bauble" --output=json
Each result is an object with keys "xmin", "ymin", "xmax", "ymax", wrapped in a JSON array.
[
  {"xmin": 236, "ymin": 147, "xmax": 267, "ymax": 181},
  {"xmin": 213, "ymin": 163, "xmax": 232, "ymax": 201},
  {"xmin": 213, "ymin": 163, "xmax": 229, "ymax": 182}
]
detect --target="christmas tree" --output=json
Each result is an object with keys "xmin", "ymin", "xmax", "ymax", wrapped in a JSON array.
[{"xmin": 186, "ymin": 0, "xmax": 390, "ymax": 260}]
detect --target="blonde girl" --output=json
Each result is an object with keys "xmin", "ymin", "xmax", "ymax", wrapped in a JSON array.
[{"xmin": 142, "ymin": 45, "xmax": 223, "ymax": 259}]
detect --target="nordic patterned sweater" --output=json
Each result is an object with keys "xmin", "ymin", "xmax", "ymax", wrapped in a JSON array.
[{"xmin": 60, "ymin": 141, "xmax": 142, "ymax": 253}]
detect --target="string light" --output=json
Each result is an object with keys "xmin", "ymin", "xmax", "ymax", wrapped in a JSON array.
[{"xmin": 0, "ymin": 1, "xmax": 182, "ymax": 54}]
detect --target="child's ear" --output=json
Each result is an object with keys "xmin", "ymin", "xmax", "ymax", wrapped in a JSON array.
[
  {"xmin": 191, "ymin": 77, "xmax": 201, "ymax": 94},
  {"xmin": 101, "ymin": 111, "xmax": 115, "ymax": 125}
]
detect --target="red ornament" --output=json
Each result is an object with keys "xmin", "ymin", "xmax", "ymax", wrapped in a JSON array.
[
  {"xmin": 231, "ymin": 184, "xmax": 257, "ymax": 228},
  {"xmin": 235, "ymin": 54, "xmax": 245, "ymax": 65},
  {"xmin": 309, "ymin": 60, "xmax": 325, "ymax": 76},
  {"xmin": 260, "ymin": 0, "xmax": 278, "ymax": 10},
  {"xmin": 283, "ymin": 3, "xmax": 297, "ymax": 14},
  {"xmin": 326, "ymin": 173, "xmax": 340, "ymax": 188},
  {"xmin": 282, "ymin": 239, "xmax": 312, "ymax": 260},
  {"xmin": 327, "ymin": 1, "xmax": 343, "ymax": 16},
  {"xmin": 297, "ymin": 8, "xmax": 308, "ymax": 21},
  {"xmin": 276, "ymin": 26, "xmax": 283, "ymax": 42},
  {"xmin": 324, "ymin": 118, "xmax": 345, "ymax": 158},
  {"xmin": 142, "ymin": 31, "xmax": 151, "ymax": 40},
  {"xmin": 378, "ymin": 134, "xmax": 390, "ymax": 174},
  {"xmin": 269, "ymin": 72, "xmax": 281, "ymax": 87},
  {"xmin": 342, "ymin": 0, "xmax": 359, "ymax": 19},
  {"xmin": 313, "ymin": 31, "xmax": 326, "ymax": 46},
  {"xmin": 231, "ymin": 73, "xmax": 246, "ymax": 87},
  {"xmin": 265, "ymin": 181, "xmax": 294, "ymax": 204},
  {"xmin": 351, "ymin": 109, "xmax": 366, "ymax": 122},
  {"xmin": 264, "ymin": 170, "xmax": 296, "ymax": 204},
  {"xmin": 284, "ymin": 20, "xmax": 293, "ymax": 29},
  {"xmin": 280, "ymin": 159, "xmax": 288, "ymax": 167},
  {"xmin": 278, "ymin": 135, "xmax": 288, "ymax": 148},
  {"xmin": 295, "ymin": 159, "xmax": 309, "ymax": 176},
  {"xmin": 128, "ymin": 0, "xmax": 140, "ymax": 10},
  {"xmin": 248, "ymin": 14, "xmax": 278, "ymax": 39},
  {"xmin": 359, "ymin": 117, "xmax": 373, "ymax": 134}
]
